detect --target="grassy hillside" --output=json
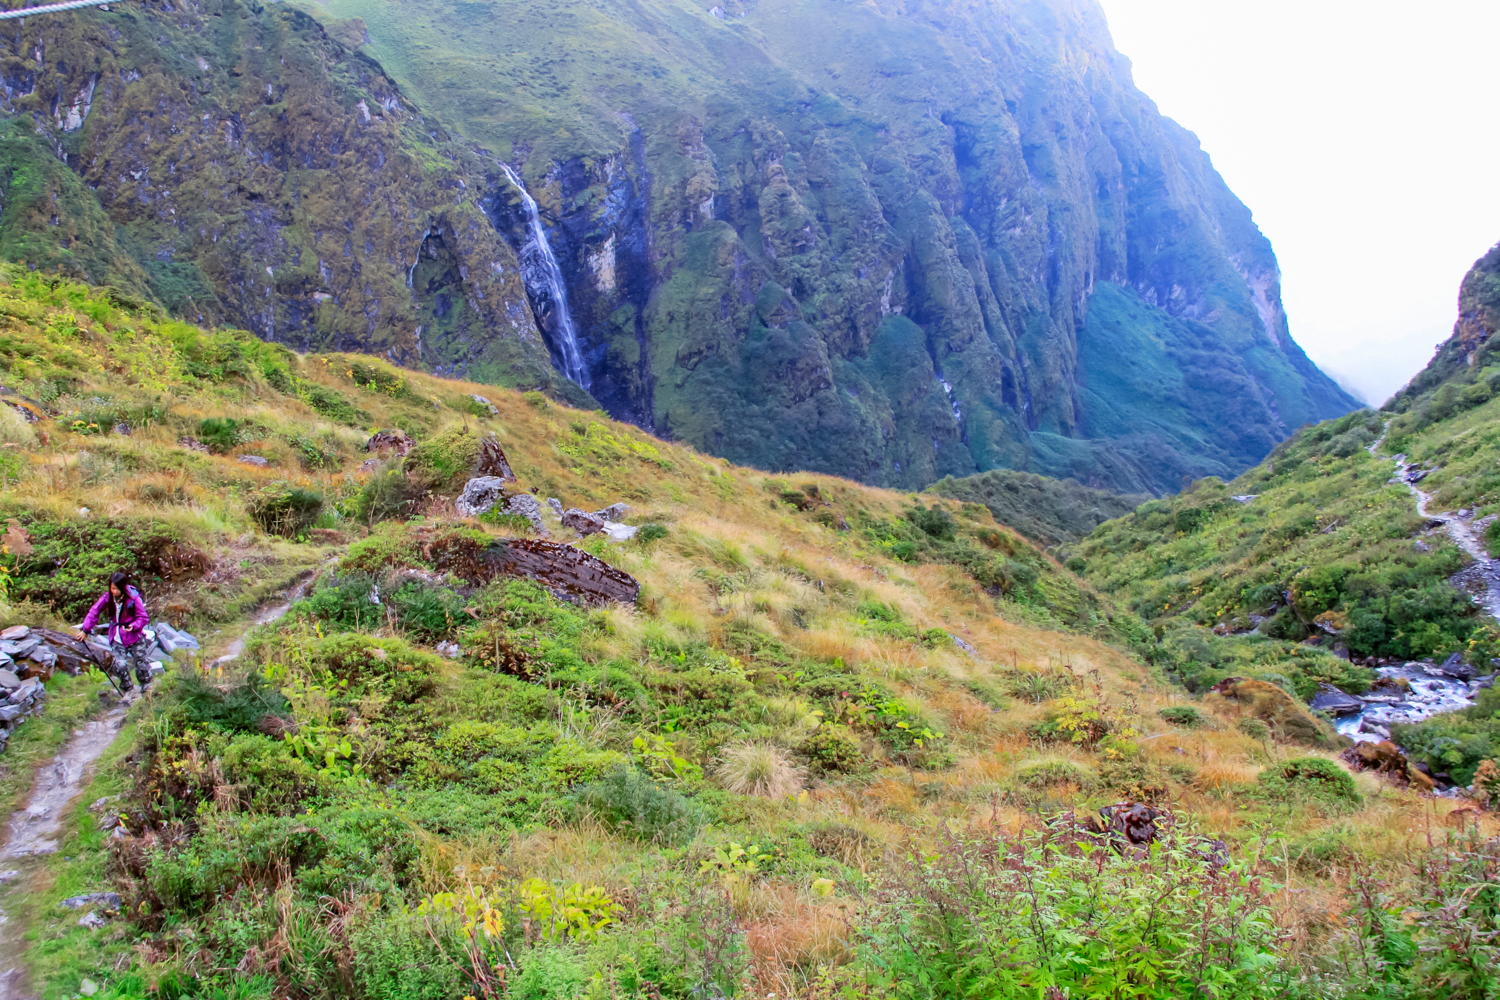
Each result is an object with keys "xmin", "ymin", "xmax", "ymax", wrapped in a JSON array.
[
  {"xmin": 0, "ymin": 267, "xmax": 1494, "ymax": 1000},
  {"xmin": 1066, "ymin": 408, "xmax": 1476, "ymax": 689},
  {"xmin": 929, "ymin": 468, "xmax": 1147, "ymax": 546}
]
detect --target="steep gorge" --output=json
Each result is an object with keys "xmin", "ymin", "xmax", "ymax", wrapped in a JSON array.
[{"xmin": 0, "ymin": 0, "xmax": 1357, "ymax": 491}]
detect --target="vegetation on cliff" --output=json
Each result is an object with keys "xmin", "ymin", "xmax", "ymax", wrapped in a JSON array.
[{"xmin": 0, "ymin": 0, "xmax": 1355, "ymax": 495}]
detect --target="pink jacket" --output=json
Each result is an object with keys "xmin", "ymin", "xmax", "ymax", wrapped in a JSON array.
[{"xmin": 80, "ymin": 586, "xmax": 150, "ymax": 646}]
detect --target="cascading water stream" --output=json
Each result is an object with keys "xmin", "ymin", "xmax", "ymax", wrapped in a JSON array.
[{"xmin": 499, "ymin": 164, "xmax": 589, "ymax": 390}]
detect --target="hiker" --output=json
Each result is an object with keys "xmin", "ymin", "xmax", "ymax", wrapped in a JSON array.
[{"xmin": 74, "ymin": 571, "xmax": 153, "ymax": 693}]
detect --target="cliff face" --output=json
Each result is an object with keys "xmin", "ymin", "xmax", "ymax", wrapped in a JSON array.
[
  {"xmin": 0, "ymin": 0, "xmax": 570, "ymax": 397},
  {"xmin": 0, "ymin": 0, "xmax": 1356, "ymax": 491},
  {"xmin": 1388, "ymin": 241, "xmax": 1500, "ymax": 407}
]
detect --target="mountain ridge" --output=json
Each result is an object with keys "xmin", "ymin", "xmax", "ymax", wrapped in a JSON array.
[{"xmin": 0, "ymin": 0, "xmax": 1357, "ymax": 494}]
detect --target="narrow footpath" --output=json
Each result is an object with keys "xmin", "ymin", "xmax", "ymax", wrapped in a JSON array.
[{"xmin": 0, "ymin": 707, "xmax": 126, "ymax": 1000}]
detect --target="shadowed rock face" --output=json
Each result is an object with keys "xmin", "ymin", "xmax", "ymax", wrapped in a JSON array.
[{"xmin": 1, "ymin": 0, "xmax": 1357, "ymax": 492}]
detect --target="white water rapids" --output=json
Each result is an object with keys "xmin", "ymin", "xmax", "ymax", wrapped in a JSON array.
[{"xmin": 498, "ymin": 164, "xmax": 589, "ymax": 390}]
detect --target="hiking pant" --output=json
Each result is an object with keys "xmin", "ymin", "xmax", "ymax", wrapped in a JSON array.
[{"xmin": 109, "ymin": 641, "xmax": 152, "ymax": 692}]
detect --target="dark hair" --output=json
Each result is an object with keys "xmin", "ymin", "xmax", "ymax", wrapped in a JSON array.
[{"xmin": 108, "ymin": 572, "xmax": 134, "ymax": 595}]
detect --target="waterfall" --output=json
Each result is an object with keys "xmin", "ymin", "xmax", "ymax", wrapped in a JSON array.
[{"xmin": 499, "ymin": 164, "xmax": 589, "ymax": 390}]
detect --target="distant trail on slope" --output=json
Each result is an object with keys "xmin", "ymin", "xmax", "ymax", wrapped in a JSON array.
[
  {"xmin": 1391, "ymin": 453, "xmax": 1500, "ymax": 622},
  {"xmin": 1370, "ymin": 423, "xmax": 1500, "ymax": 622}
]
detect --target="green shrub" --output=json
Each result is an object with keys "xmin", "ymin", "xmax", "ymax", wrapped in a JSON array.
[
  {"xmin": 572, "ymin": 767, "xmax": 702, "ymax": 845},
  {"xmin": 248, "ymin": 483, "xmax": 324, "ymax": 537},
  {"xmin": 170, "ymin": 670, "xmax": 289, "ymax": 734},
  {"xmin": 217, "ymin": 734, "xmax": 329, "ymax": 814},
  {"xmin": 341, "ymin": 521, "xmax": 421, "ymax": 573},
  {"xmin": 290, "ymin": 574, "xmax": 385, "ymax": 632},
  {"xmin": 197, "ymin": 416, "xmax": 244, "ymax": 454},
  {"xmin": 351, "ymin": 911, "xmax": 468, "ymax": 1000},
  {"xmin": 511, "ymin": 946, "xmax": 587, "ymax": 1000},
  {"xmin": 389, "ymin": 581, "xmax": 468, "ymax": 641},
  {"xmin": 353, "ymin": 468, "xmax": 424, "ymax": 525},
  {"xmin": 636, "ymin": 522, "xmax": 670, "ymax": 545},
  {"xmin": 1, "ymin": 512, "xmax": 202, "ymax": 617},
  {"xmin": 1159, "ymin": 706, "xmax": 1204, "ymax": 728},
  {"xmin": 1014, "ymin": 757, "xmax": 1097, "ymax": 791},
  {"xmin": 1257, "ymin": 757, "xmax": 1362, "ymax": 811},
  {"xmin": 404, "ymin": 426, "xmax": 480, "ymax": 489},
  {"xmin": 1238, "ymin": 718, "xmax": 1272, "ymax": 741},
  {"xmin": 797, "ymin": 724, "xmax": 864, "ymax": 775}
]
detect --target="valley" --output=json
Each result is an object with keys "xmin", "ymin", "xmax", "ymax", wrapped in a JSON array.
[{"xmin": 0, "ymin": 0, "xmax": 1496, "ymax": 996}]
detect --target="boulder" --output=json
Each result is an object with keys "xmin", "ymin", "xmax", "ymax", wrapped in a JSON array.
[
  {"xmin": 600, "ymin": 521, "xmax": 638, "ymax": 541},
  {"xmin": 561, "ymin": 508, "xmax": 606, "ymax": 537},
  {"xmin": 1432, "ymin": 653, "xmax": 1476, "ymax": 681},
  {"xmin": 0, "ymin": 705, "xmax": 23, "ymax": 723},
  {"xmin": 475, "ymin": 434, "xmax": 516, "ymax": 481},
  {"xmin": 26, "ymin": 644, "xmax": 56, "ymax": 668},
  {"xmin": 1340, "ymin": 740, "xmax": 1434, "ymax": 792},
  {"xmin": 455, "ymin": 476, "xmax": 509, "ymax": 518},
  {"xmin": 469, "ymin": 394, "xmax": 500, "ymax": 416},
  {"xmin": 178, "ymin": 436, "xmax": 209, "ymax": 453},
  {"xmin": 594, "ymin": 503, "xmax": 630, "ymax": 522},
  {"xmin": 0, "ymin": 636, "xmax": 40, "ymax": 657},
  {"xmin": 0, "ymin": 626, "xmax": 29, "ymax": 640},
  {"xmin": 546, "ymin": 497, "xmax": 564, "ymax": 517},
  {"xmin": 60, "ymin": 891, "xmax": 121, "ymax": 911},
  {"xmin": 477, "ymin": 538, "xmax": 639, "ymax": 605},
  {"xmin": 501, "ymin": 494, "xmax": 549, "ymax": 536},
  {"xmin": 1309, "ymin": 684, "xmax": 1364, "ymax": 717},
  {"xmin": 236, "ymin": 455, "xmax": 269, "ymax": 467},
  {"xmin": 365, "ymin": 428, "xmax": 413, "ymax": 457},
  {"xmin": 33, "ymin": 629, "xmax": 113, "ymax": 671}
]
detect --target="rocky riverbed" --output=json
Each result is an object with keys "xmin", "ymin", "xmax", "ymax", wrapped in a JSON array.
[{"xmin": 1325, "ymin": 659, "xmax": 1495, "ymax": 744}]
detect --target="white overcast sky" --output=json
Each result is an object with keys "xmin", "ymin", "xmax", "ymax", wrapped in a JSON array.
[{"xmin": 1098, "ymin": 1, "xmax": 1500, "ymax": 405}]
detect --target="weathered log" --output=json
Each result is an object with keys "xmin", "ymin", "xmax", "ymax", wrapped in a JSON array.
[{"xmin": 483, "ymin": 539, "xmax": 639, "ymax": 605}]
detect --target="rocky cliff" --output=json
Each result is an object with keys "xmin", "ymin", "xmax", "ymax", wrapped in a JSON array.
[{"xmin": 0, "ymin": 0, "xmax": 1357, "ymax": 491}]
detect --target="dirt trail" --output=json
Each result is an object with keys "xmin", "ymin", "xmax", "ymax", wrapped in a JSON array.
[
  {"xmin": 209, "ymin": 563, "xmax": 328, "ymax": 667},
  {"xmin": 0, "ymin": 707, "xmax": 127, "ymax": 1000},
  {"xmin": 1390, "ymin": 453, "xmax": 1500, "ymax": 622}
]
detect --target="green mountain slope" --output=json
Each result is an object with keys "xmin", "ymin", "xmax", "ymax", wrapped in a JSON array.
[
  {"xmin": 0, "ymin": 0, "xmax": 1354, "ymax": 493},
  {"xmin": 1068, "ymin": 241, "xmax": 1500, "ymax": 712},
  {"xmin": 929, "ymin": 467, "xmax": 1146, "ymax": 547}
]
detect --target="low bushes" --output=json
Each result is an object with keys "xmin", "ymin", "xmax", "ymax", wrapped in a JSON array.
[
  {"xmin": 572, "ymin": 767, "xmax": 702, "ymax": 845},
  {"xmin": 248, "ymin": 483, "xmax": 324, "ymax": 537},
  {"xmin": 861, "ymin": 828, "xmax": 1281, "ymax": 999}
]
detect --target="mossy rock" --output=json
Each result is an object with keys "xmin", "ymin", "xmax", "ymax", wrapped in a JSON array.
[{"xmin": 1258, "ymin": 756, "xmax": 1362, "ymax": 811}]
